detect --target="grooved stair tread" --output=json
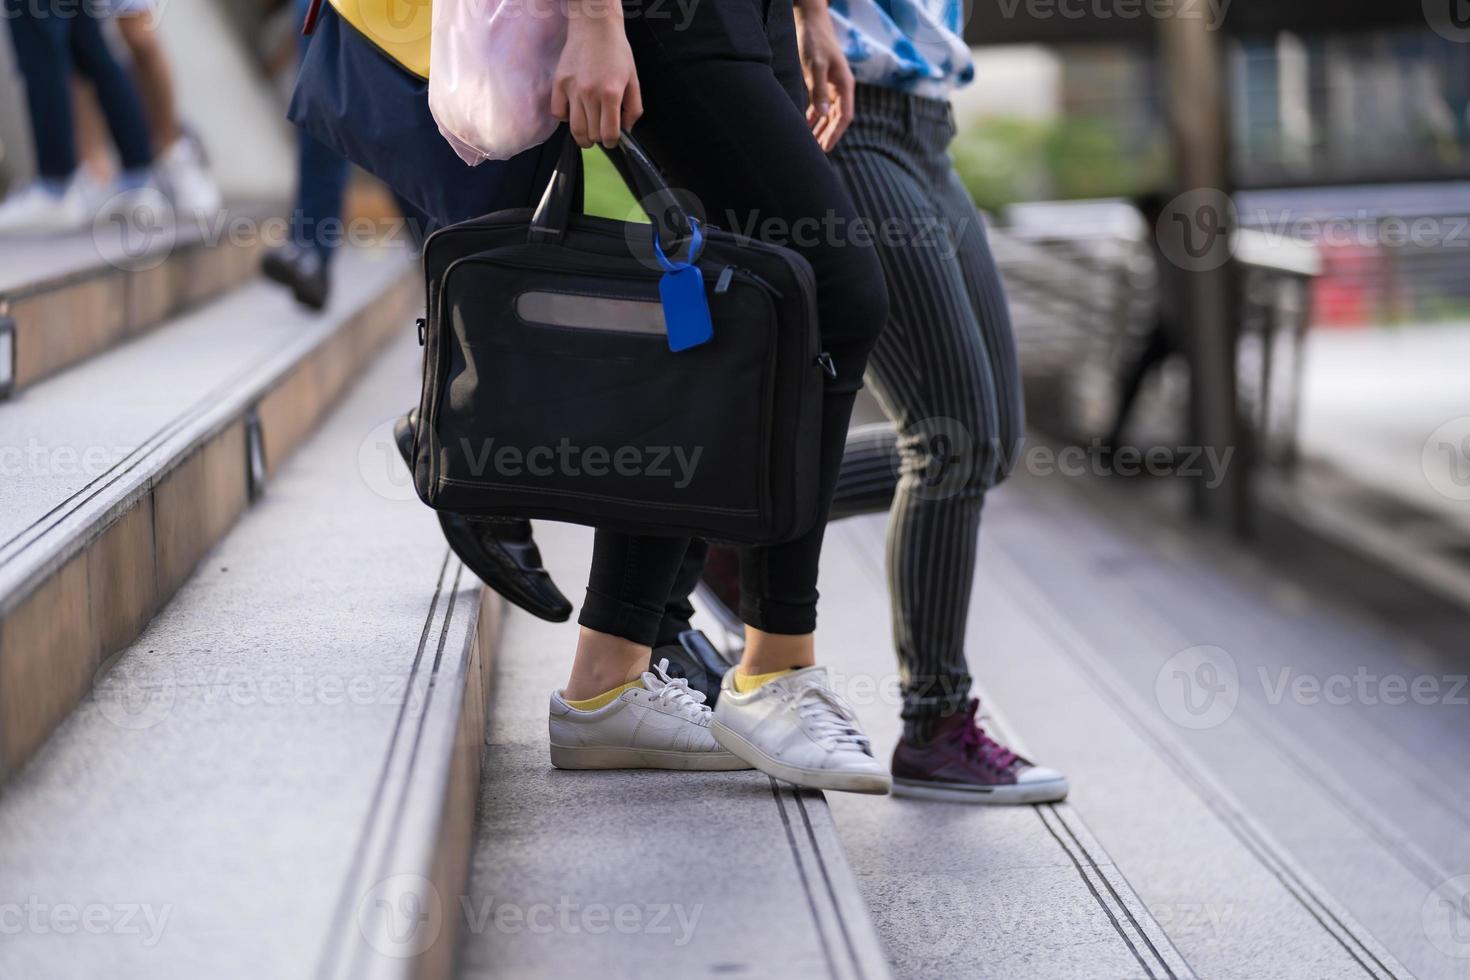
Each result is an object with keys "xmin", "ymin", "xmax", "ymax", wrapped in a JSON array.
[
  {"xmin": 456, "ymin": 521, "xmax": 892, "ymax": 980},
  {"xmin": 819, "ymin": 464, "xmax": 1439, "ymax": 979},
  {"xmin": 0, "ymin": 247, "xmax": 409, "ymax": 580},
  {"xmin": 0, "ymin": 329, "xmax": 468, "ymax": 980}
]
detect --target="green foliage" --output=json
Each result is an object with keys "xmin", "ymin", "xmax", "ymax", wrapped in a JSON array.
[
  {"xmin": 950, "ymin": 115, "xmax": 1168, "ymax": 211},
  {"xmin": 581, "ymin": 117, "xmax": 1167, "ymax": 221}
]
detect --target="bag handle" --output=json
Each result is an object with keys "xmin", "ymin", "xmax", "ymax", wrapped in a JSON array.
[{"xmin": 529, "ymin": 130, "xmax": 695, "ymax": 257}]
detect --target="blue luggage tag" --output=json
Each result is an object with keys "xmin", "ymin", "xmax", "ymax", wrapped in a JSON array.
[{"xmin": 653, "ymin": 219, "xmax": 713, "ymax": 352}]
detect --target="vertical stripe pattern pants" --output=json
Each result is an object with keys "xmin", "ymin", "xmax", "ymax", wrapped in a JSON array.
[{"xmin": 827, "ymin": 84, "xmax": 1026, "ymax": 741}]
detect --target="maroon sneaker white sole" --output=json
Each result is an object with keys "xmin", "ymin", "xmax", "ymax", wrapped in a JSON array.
[{"xmin": 891, "ymin": 772, "xmax": 1069, "ymax": 805}]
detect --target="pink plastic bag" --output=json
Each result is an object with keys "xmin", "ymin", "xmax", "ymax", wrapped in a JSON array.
[{"xmin": 429, "ymin": 0, "xmax": 566, "ymax": 164}]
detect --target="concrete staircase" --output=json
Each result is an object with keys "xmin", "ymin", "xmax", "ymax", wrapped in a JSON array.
[
  {"xmin": 0, "ymin": 212, "xmax": 268, "ymax": 395},
  {"xmin": 0, "ymin": 227, "xmax": 1459, "ymax": 980},
  {"xmin": 0, "ymin": 232, "xmax": 416, "ymax": 783}
]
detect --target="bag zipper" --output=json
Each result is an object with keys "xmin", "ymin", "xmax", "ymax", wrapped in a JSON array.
[
  {"xmin": 451, "ymin": 251, "xmax": 782, "ymax": 299},
  {"xmin": 433, "ymin": 215, "xmax": 810, "ymax": 305}
]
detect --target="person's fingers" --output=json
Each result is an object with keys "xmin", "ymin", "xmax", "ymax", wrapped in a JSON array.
[
  {"xmin": 827, "ymin": 61, "xmax": 856, "ymax": 149},
  {"xmin": 551, "ymin": 79, "xmax": 570, "ymax": 122},
  {"xmin": 810, "ymin": 105, "xmax": 828, "ymax": 138},
  {"xmin": 808, "ymin": 59, "xmax": 832, "ymax": 122},
  {"xmin": 599, "ymin": 85, "xmax": 622, "ymax": 148},
  {"xmin": 623, "ymin": 76, "xmax": 643, "ymax": 131},
  {"xmin": 815, "ymin": 115, "xmax": 836, "ymax": 152},
  {"xmin": 582, "ymin": 93, "xmax": 603, "ymax": 149},
  {"xmin": 568, "ymin": 95, "xmax": 591, "ymax": 148},
  {"xmin": 810, "ymin": 87, "xmax": 836, "ymax": 149},
  {"xmin": 808, "ymin": 92, "xmax": 830, "ymax": 141}
]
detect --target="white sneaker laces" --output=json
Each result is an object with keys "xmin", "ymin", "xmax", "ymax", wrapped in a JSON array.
[
  {"xmin": 792, "ymin": 683, "xmax": 871, "ymax": 753},
  {"xmin": 642, "ymin": 659, "xmax": 711, "ymax": 721}
]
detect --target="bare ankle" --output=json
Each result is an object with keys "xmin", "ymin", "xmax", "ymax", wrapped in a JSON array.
[
  {"xmin": 562, "ymin": 627, "xmax": 652, "ymax": 701},
  {"xmin": 740, "ymin": 628, "xmax": 815, "ymax": 676}
]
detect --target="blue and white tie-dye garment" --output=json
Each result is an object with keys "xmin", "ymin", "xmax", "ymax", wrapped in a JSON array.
[{"xmin": 828, "ymin": 0, "xmax": 975, "ymax": 99}]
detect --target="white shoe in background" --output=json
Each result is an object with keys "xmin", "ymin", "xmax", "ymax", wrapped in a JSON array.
[
  {"xmin": 548, "ymin": 659, "xmax": 751, "ymax": 771},
  {"xmin": 712, "ymin": 666, "xmax": 891, "ymax": 794},
  {"xmin": 154, "ymin": 135, "xmax": 223, "ymax": 218},
  {"xmin": 99, "ymin": 182, "xmax": 173, "ymax": 224},
  {"xmin": 0, "ymin": 181, "xmax": 91, "ymax": 235}
]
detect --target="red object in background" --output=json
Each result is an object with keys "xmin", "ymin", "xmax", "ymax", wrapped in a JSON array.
[{"xmin": 1311, "ymin": 243, "xmax": 1378, "ymax": 327}]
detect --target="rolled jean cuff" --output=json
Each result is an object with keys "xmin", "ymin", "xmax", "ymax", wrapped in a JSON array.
[
  {"xmin": 577, "ymin": 588, "xmax": 666, "ymax": 647},
  {"xmin": 739, "ymin": 595, "xmax": 817, "ymax": 636}
]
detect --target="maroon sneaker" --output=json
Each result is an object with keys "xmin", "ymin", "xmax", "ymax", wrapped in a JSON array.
[
  {"xmin": 891, "ymin": 700, "xmax": 1068, "ymax": 804},
  {"xmin": 694, "ymin": 544, "xmax": 744, "ymax": 637}
]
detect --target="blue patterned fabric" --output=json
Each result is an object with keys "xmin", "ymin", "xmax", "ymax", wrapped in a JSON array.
[{"xmin": 829, "ymin": 0, "xmax": 975, "ymax": 98}]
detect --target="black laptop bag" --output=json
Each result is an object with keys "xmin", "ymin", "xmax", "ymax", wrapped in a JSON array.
[{"xmin": 411, "ymin": 133, "xmax": 828, "ymax": 546}]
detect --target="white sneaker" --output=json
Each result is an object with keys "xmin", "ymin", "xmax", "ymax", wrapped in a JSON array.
[
  {"xmin": 712, "ymin": 666, "xmax": 891, "ymax": 795},
  {"xmin": 549, "ymin": 659, "xmax": 751, "ymax": 771},
  {"xmin": 98, "ymin": 181, "xmax": 173, "ymax": 225},
  {"xmin": 154, "ymin": 135, "xmax": 222, "ymax": 217},
  {"xmin": 0, "ymin": 181, "xmax": 90, "ymax": 235}
]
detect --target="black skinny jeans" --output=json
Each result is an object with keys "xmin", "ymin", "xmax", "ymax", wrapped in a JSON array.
[{"xmin": 577, "ymin": 0, "xmax": 889, "ymax": 643}]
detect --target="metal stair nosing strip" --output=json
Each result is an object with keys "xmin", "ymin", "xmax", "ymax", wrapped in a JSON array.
[
  {"xmin": 0, "ymin": 212, "xmax": 271, "ymax": 395},
  {"xmin": 317, "ymin": 554, "xmax": 504, "ymax": 980},
  {"xmin": 977, "ymin": 696, "xmax": 1199, "ymax": 980},
  {"xmin": 988, "ymin": 542, "xmax": 1413, "ymax": 980},
  {"xmin": 770, "ymin": 779, "xmax": 896, "ymax": 980},
  {"xmin": 0, "ymin": 265, "xmax": 419, "ymax": 784}
]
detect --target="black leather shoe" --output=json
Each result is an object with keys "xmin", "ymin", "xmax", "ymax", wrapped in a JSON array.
[
  {"xmin": 651, "ymin": 630, "xmax": 737, "ymax": 706},
  {"xmin": 394, "ymin": 411, "xmax": 573, "ymax": 622},
  {"xmin": 262, "ymin": 244, "xmax": 330, "ymax": 312}
]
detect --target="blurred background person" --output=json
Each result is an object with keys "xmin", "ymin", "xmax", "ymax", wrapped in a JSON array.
[
  {"xmin": 109, "ymin": 0, "xmax": 222, "ymax": 216},
  {"xmin": 1105, "ymin": 190, "xmax": 1185, "ymax": 453},
  {"xmin": 70, "ymin": 2, "xmax": 224, "ymax": 219},
  {"xmin": 258, "ymin": 0, "xmax": 350, "ymax": 310},
  {"xmin": 0, "ymin": 0, "xmax": 164, "ymax": 233},
  {"xmin": 261, "ymin": 0, "xmax": 434, "ymax": 311}
]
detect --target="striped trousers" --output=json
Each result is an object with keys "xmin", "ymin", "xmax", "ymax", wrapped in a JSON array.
[{"xmin": 827, "ymin": 84, "xmax": 1026, "ymax": 741}]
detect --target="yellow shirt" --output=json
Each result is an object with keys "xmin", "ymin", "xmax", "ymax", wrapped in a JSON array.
[{"xmin": 329, "ymin": 0, "xmax": 432, "ymax": 79}]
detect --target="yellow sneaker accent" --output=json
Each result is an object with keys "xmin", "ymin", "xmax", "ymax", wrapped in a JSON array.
[
  {"xmin": 733, "ymin": 668, "xmax": 796, "ymax": 694},
  {"xmin": 563, "ymin": 679, "xmax": 642, "ymax": 712}
]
